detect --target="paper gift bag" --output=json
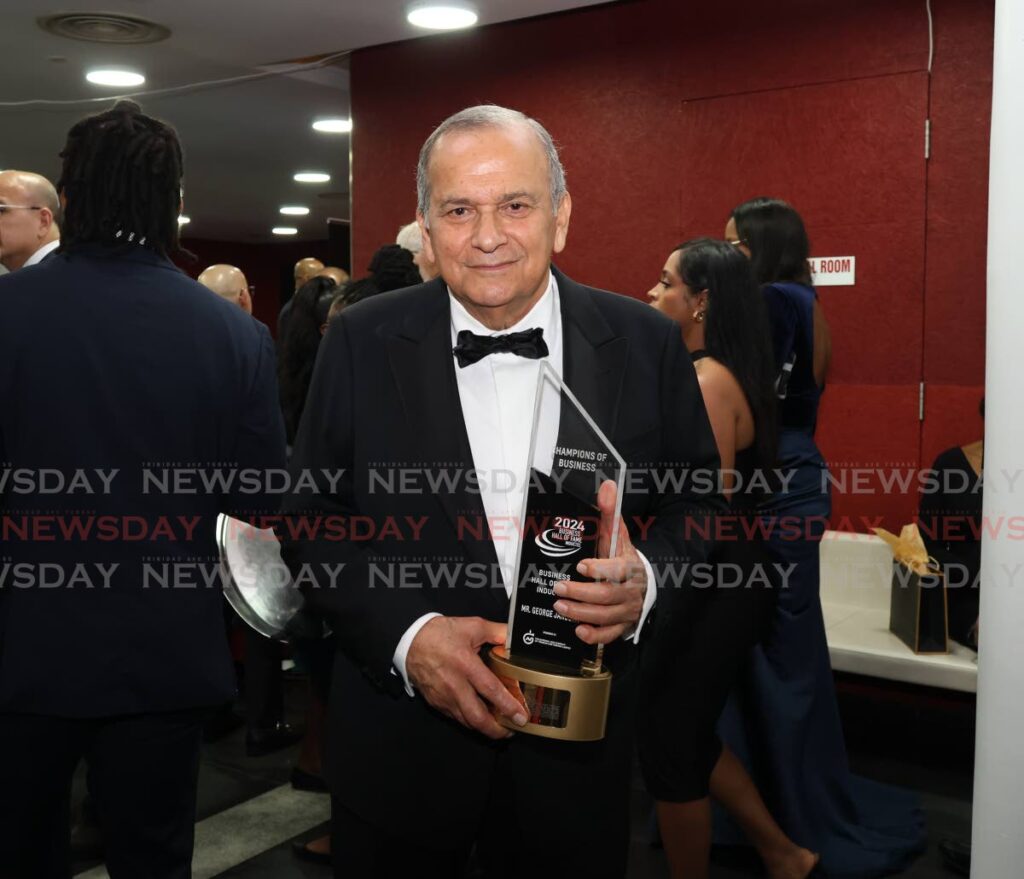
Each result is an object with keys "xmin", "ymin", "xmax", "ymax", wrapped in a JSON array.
[{"xmin": 873, "ymin": 525, "xmax": 949, "ymax": 654}]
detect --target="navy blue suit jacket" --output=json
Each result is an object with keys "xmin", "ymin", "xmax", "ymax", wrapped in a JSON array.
[{"xmin": 0, "ymin": 243, "xmax": 286, "ymax": 717}]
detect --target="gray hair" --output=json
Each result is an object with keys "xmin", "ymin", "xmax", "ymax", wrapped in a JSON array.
[
  {"xmin": 395, "ymin": 220, "xmax": 422, "ymax": 253},
  {"xmin": 415, "ymin": 105, "xmax": 567, "ymax": 224}
]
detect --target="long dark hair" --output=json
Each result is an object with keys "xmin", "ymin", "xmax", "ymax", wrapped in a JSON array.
[
  {"xmin": 676, "ymin": 238, "xmax": 778, "ymax": 469},
  {"xmin": 57, "ymin": 100, "xmax": 185, "ymax": 258},
  {"xmin": 279, "ymin": 276, "xmax": 338, "ymax": 444},
  {"xmin": 730, "ymin": 197, "xmax": 811, "ymax": 286}
]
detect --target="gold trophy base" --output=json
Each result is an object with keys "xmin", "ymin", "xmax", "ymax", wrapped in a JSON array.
[{"xmin": 484, "ymin": 645, "xmax": 612, "ymax": 741}]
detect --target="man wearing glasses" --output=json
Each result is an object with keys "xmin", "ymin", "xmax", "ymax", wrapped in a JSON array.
[{"xmin": 0, "ymin": 170, "xmax": 61, "ymax": 272}]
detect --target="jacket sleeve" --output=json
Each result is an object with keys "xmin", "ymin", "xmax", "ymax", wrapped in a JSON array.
[
  {"xmin": 223, "ymin": 322, "xmax": 288, "ymax": 519},
  {"xmin": 280, "ymin": 315, "xmax": 434, "ymax": 694}
]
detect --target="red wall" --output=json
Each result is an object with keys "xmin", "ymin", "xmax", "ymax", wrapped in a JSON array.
[{"xmin": 350, "ymin": 0, "xmax": 993, "ymax": 530}]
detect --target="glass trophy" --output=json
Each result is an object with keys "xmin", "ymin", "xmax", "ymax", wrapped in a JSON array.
[{"xmin": 485, "ymin": 362, "xmax": 625, "ymax": 741}]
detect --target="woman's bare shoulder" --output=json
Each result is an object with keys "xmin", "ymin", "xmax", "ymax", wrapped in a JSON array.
[{"xmin": 694, "ymin": 356, "xmax": 745, "ymax": 404}]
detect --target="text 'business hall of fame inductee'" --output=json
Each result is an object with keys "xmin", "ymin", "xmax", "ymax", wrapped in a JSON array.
[{"xmin": 281, "ymin": 105, "xmax": 722, "ymax": 873}]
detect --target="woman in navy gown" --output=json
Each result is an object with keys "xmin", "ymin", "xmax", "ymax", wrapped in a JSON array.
[
  {"xmin": 640, "ymin": 239, "xmax": 819, "ymax": 879},
  {"xmin": 716, "ymin": 198, "xmax": 926, "ymax": 876}
]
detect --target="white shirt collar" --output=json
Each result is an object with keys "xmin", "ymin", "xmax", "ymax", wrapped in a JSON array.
[
  {"xmin": 448, "ymin": 271, "xmax": 558, "ymax": 341},
  {"xmin": 22, "ymin": 239, "xmax": 60, "ymax": 268}
]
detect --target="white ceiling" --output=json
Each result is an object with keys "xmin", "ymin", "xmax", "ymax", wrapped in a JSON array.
[{"xmin": 0, "ymin": 0, "xmax": 611, "ymax": 242}]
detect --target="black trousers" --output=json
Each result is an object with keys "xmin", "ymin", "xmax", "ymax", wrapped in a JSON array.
[
  {"xmin": 331, "ymin": 684, "xmax": 635, "ymax": 879},
  {"xmin": 0, "ymin": 709, "xmax": 207, "ymax": 879},
  {"xmin": 243, "ymin": 627, "xmax": 284, "ymax": 729}
]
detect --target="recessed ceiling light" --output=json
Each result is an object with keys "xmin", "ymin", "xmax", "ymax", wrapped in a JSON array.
[
  {"xmin": 280, "ymin": 206, "xmax": 310, "ymax": 216},
  {"xmin": 293, "ymin": 172, "xmax": 330, "ymax": 184},
  {"xmin": 407, "ymin": 3, "xmax": 478, "ymax": 30},
  {"xmin": 177, "ymin": 215, "xmax": 190, "ymax": 225},
  {"xmin": 273, "ymin": 226, "xmax": 298, "ymax": 236},
  {"xmin": 312, "ymin": 118, "xmax": 352, "ymax": 134},
  {"xmin": 85, "ymin": 68, "xmax": 145, "ymax": 87}
]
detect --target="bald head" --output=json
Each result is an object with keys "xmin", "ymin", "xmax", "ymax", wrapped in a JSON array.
[
  {"xmin": 317, "ymin": 266, "xmax": 349, "ymax": 287},
  {"xmin": 294, "ymin": 257, "xmax": 324, "ymax": 291},
  {"xmin": 0, "ymin": 170, "xmax": 61, "ymax": 271},
  {"xmin": 198, "ymin": 264, "xmax": 252, "ymax": 314}
]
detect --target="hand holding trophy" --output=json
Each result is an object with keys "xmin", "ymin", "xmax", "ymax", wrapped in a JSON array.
[
  {"xmin": 485, "ymin": 363, "xmax": 632, "ymax": 741},
  {"xmin": 553, "ymin": 479, "xmax": 647, "ymax": 647}
]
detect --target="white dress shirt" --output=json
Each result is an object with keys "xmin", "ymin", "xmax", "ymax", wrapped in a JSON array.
[
  {"xmin": 392, "ymin": 272, "xmax": 656, "ymax": 694},
  {"xmin": 22, "ymin": 239, "xmax": 60, "ymax": 268}
]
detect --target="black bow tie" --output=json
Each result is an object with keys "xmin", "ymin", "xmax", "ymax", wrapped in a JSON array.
[{"xmin": 452, "ymin": 327, "xmax": 549, "ymax": 368}]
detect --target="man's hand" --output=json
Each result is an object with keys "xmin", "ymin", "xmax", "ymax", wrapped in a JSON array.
[
  {"xmin": 406, "ymin": 616, "xmax": 528, "ymax": 739},
  {"xmin": 553, "ymin": 480, "xmax": 647, "ymax": 645}
]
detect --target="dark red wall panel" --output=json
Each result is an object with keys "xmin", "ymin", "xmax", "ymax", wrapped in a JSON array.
[
  {"xmin": 923, "ymin": 0, "xmax": 994, "ymax": 385},
  {"xmin": 349, "ymin": 0, "xmax": 935, "ymax": 274},
  {"xmin": 817, "ymin": 385, "xmax": 923, "ymax": 530},
  {"xmin": 921, "ymin": 384, "xmax": 986, "ymax": 469},
  {"xmin": 672, "ymin": 74, "xmax": 928, "ymax": 386}
]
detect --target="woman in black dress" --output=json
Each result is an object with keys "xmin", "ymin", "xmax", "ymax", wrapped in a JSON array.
[{"xmin": 640, "ymin": 238, "xmax": 818, "ymax": 879}]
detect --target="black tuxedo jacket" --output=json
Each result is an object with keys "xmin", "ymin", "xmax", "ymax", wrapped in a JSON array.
[
  {"xmin": 0, "ymin": 243, "xmax": 286, "ymax": 717},
  {"xmin": 282, "ymin": 267, "xmax": 722, "ymax": 846}
]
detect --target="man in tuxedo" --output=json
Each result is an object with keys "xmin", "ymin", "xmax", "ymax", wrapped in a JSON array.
[
  {"xmin": 0, "ymin": 170, "xmax": 61, "ymax": 271},
  {"xmin": 283, "ymin": 104, "xmax": 721, "ymax": 877},
  {"xmin": 0, "ymin": 101, "xmax": 285, "ymax": 877}
]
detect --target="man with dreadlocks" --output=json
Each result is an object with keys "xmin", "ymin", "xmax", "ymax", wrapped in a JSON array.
[{"xmin": 0, "ymin": 101, "xmax": 286, "ymax": 876}]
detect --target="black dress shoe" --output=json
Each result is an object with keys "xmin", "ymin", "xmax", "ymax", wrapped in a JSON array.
[
  {"xmin": 291, "ymin": 839, "xmax": 332, "ymax": 866},
  {"xmin": 939, "ymin": 837, "xmax": 971, "ymax": 876},
  {"xmin": 291, "ymin": 766, "xmax": 329, "ymax": 793},
  {"xmin": 245, "ymin": 721, "xmax": 302, "ymax": 757}
]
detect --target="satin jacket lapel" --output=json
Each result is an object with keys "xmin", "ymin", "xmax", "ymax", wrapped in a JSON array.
[
  {"xmin": 555, "ymin": 267, "xmax": 628, "ymax": 445},
  {"xmin": 385, "ymin": 283, "xmax": 498, "ymax": 572}
]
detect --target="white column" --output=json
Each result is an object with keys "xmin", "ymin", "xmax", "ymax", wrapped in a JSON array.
[{"xmin": 971, "ymin": 1, "xmax": 1024, "ymax": 876}]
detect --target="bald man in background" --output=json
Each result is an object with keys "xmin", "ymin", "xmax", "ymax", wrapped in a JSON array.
[
  {"xmin": 317, "ymin": 266, "xmax": 349, "ymax": 287},
  {"xmin": 278, "ymin": 256, "xmax": 325, "ymax": 342},
  {"xmin": 199, "ymin": 264, "xmax": 252, "ymax": 314},
  {"xmin": 0, "ymin": 171, "xmax": 61, "ymax": 271},
  {"xmin": 295, "ymin": 256, "xmax": 324, "ymax": 290}
]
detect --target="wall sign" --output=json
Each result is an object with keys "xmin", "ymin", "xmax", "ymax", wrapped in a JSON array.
[{"xmin": 809, "ymin": 255, "xmax": 856, "ymax": 286}]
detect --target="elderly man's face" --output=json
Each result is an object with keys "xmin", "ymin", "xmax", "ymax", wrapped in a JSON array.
[
  {"xmin": 0, "ymin": 178, "xmax": 48, "ymax": 271},
  {"xmin": 419, "ymin": 125, "xmax": 571, "ymax": 327}
]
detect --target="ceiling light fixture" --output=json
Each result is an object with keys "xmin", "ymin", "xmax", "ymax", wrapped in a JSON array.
[
  {"xmin": 273, "ymin": 226, "xmax": 298, "ymax": 236},
  {"xmin": 407, "ymin": 3, "xmax": 478, "ymax": 30},
  {"xmin": 312, "ymin": 118, "xmax": 352, "ymax": 134},
  {"xmin": 39, "ymin": 13, "xmax": 171, "ymax": 45},
  {"xmin": 280, "ymin": 206, "xmax": 310, "ymax": 216},
  {"xmin": 85, "ymin": 68, "xmax": 145, "ymax": 87},
  {"xmin": 293, "ymin": 172, "xmax": 331, "ymax": 184}
]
